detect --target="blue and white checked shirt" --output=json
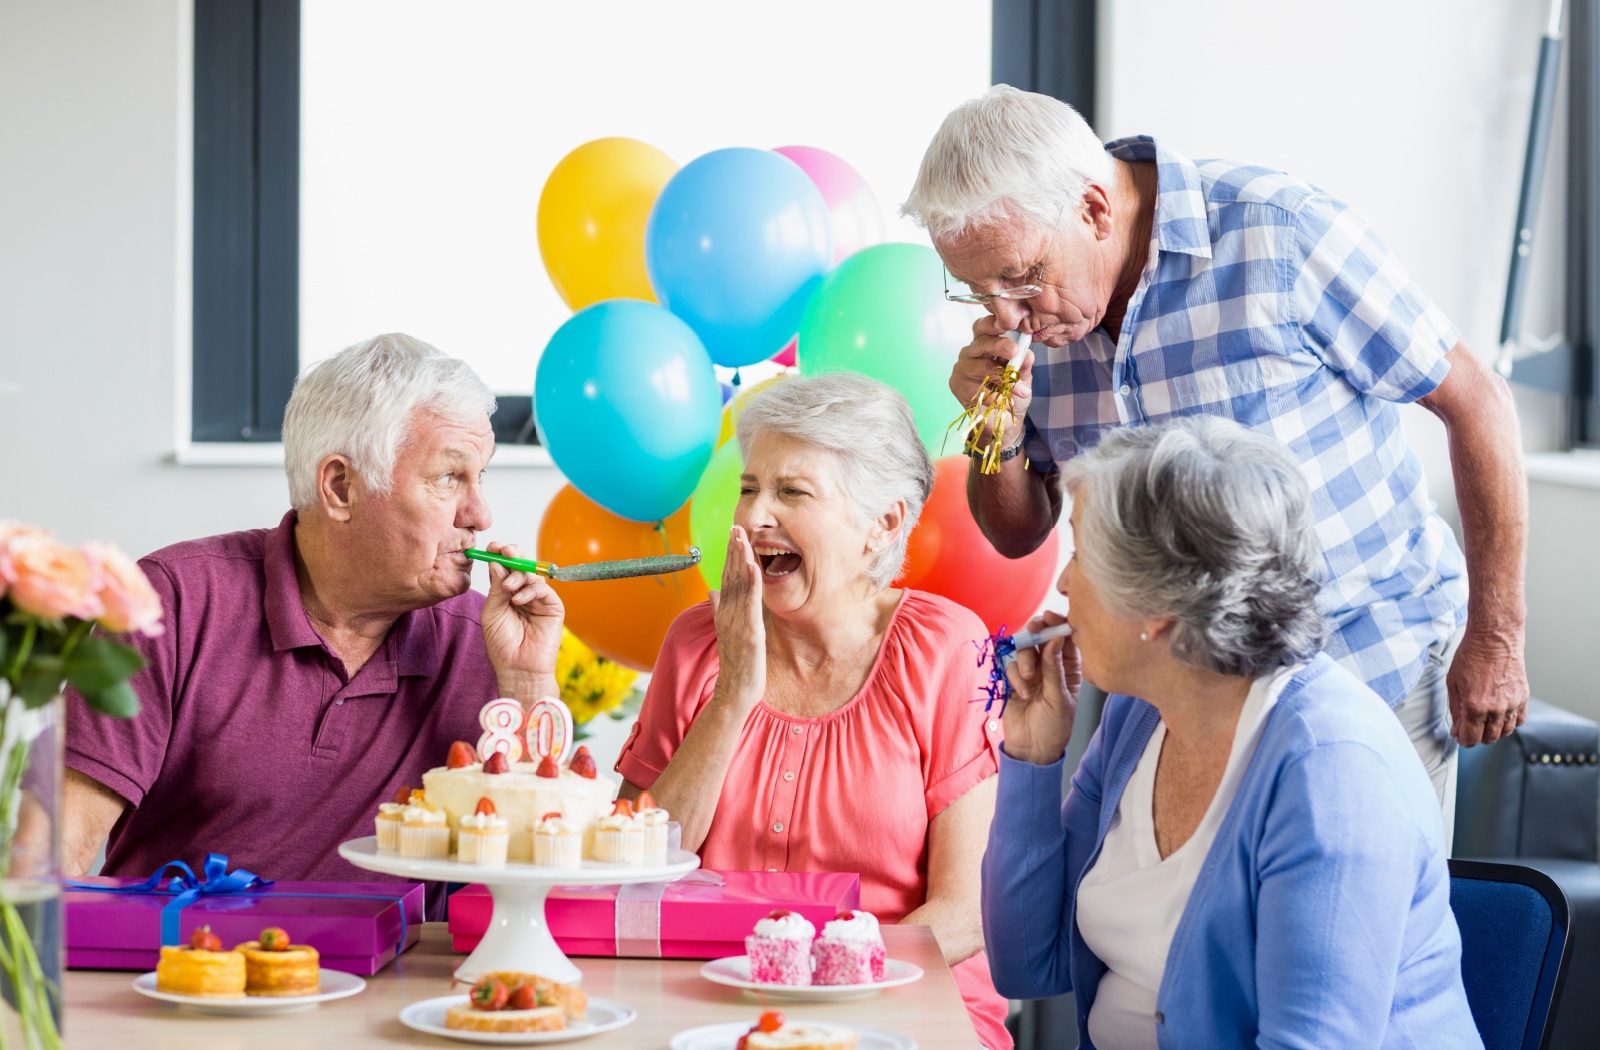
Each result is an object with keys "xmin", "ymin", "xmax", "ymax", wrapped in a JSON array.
[{"xmin": 1024, "ymin": 137, "xmax": 1468, "ymax": 705}]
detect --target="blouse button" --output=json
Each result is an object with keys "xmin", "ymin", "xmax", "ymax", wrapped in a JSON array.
[
  {"xmin": 986, "ymin": 719, "xmax": 998, "ymax": 732},
  {"xmin": 767, "ymin": 867, "xmax": 777, "ymax": 872},
  {"xmin": 791, "ymin": 725, "xmax": 803, "ymax": 735},
  {"xmin": 772, "ymin": 822, "xmax": 785, "ymax": 833},
  {"xmin": 783, "ymin": 771, "xmax": 795, "ymax": 782}
]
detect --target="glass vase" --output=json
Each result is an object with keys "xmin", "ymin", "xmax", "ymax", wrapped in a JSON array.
[{"xmin": 0, "ymin": 681, "xmax": 63, "ymax": 1050}]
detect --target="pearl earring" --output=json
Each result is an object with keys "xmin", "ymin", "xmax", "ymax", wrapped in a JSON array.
[{"xmin": 1140, "ymin": 632, "xmax": 1149, "ymax": 642}]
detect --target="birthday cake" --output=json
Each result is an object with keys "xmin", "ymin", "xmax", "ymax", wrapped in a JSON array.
[{"xmin": 423, "ymin": 751, "xmax": 617, "ymax": 863}]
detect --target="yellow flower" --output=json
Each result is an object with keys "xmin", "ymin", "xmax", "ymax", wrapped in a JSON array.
[{"xmin": 555, "ymin": 627, "xmax": 638, "ymax": 726}]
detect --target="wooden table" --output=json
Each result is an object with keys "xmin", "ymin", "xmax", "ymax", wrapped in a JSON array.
[{"xmin": 62, "ymin": 923, "xmax": 981, "ymax": 1049}]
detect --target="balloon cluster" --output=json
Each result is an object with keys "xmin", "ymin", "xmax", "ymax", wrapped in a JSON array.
[{"xmin": 532, "ymin": 138, "xmax": 1057, "ymax": 671}]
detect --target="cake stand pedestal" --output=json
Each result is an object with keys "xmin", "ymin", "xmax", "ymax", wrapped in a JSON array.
[{"xmin": 338, "ymin": 836, "xmax": 700, "ymax": 985}]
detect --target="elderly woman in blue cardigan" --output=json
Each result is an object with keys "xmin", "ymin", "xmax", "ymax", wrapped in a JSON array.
[{"xmin": 984, "ymin": 416, "xmax": 1481, "ymax": 1049}]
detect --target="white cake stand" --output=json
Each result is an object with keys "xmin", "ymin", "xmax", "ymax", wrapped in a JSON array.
[{"xmin": 338, "ymin": 836, "xmax": 700, "ymax": 986}]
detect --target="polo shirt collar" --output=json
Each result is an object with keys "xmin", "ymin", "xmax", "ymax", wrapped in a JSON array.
[
  {"xmin": 263, "ymin": 510, "xmax": 445, "ymax": 680},
  {"xmin": 1103, "ymin": 135, "xmax": 1212, "ymax": 259}
]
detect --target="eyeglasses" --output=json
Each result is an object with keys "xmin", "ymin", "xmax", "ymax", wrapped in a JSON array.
[{"xmin": 943, "ymin": 263, "xmax": 1045, "ymax": 306}]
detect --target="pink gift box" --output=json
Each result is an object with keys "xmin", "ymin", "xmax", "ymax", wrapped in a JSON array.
[
  {"xmin": 65, "ymin": 877, "xmax": 423, "ymax": 976},
  {"xmin": 448, "ymin": 870, "xmax": 860, "ymax": 959}
]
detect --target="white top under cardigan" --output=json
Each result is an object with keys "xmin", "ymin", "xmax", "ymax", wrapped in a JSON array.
[{"xmin": 1075, "ymin": 664, "xmax": 1299, "ymax": 1050}]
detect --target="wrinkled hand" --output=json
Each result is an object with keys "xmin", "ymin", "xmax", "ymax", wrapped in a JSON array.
[
  {"xmin": 480, "ymin": 541, "xmax": 564, "ymax": 704},
  {"xmin": 1448, "ymin": 625, "xmax": 1529, "ymax": 746},
  {"xmin": 708, "ymin": 526, "xmax": 766, "ymax": 712},
  {"xmin": 1002, "ymin": 610, "xmax": 1080, "ymax": 765},
  {"xmin": 949, "ymin": 314, "xmax": 1035, "ymax": 448}
]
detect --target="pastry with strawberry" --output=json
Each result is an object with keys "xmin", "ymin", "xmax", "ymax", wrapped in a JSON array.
[
  {"xmin": 634, "ymin": 789, "xmax": 671, "ymax": 864},
  {"xmin": 532, "ymin": 811, "xmax": 583, "ymax": 869},
  {"xmin": 457, "ymin": 797, "xmax": 510, "ymax": 866},
  {"xmin": 736, "ymin": 1010, "xmax": 858, "ymax": 1050},
  {"xmin": 592, "ymin": 799, "xmax": 644, "ymax": 864},
  {"xmin": 745, "ymin": 909, "xmax": 815, "ymax": 985},
  {"xmin": 235, "ymin": 926, "xmax": 320, "ymax": 996},
  {"xmin": 155, "ymin": 925, "xmax": 246, "ymax": 998},
  {"xmin": 445, "ymin": 971, "xmax": 587, "ymax": 1033},
  {"xmin": 810, "ymin": 909, "xmax": 886, "ymax": 985}
]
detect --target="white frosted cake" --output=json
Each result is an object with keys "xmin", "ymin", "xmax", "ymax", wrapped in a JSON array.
[{"xmin": 422, "ymin": 759, "xmax": 617, "ymax": 862}]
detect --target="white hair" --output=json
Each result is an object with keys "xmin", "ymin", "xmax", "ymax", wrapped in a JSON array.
[
  {"xmin": 282, "ymin": 333, "xmax": 496, "ymax": 511},
  {"xmin": 901, "ymin": 84, "xmax": 1115, "ymax": 243},
  {"xmin": 1061, "ymin": 416, "xmax": 1326, "ymax": 678},
  {"xmin": 734, "ymin": 373, "xmax": 933, "ymax": 590}
]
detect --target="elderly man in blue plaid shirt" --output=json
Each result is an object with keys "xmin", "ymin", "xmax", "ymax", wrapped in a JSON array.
[{"xmin": 904, "ymin": 86, "xmax": 1528, "ymax": 823}]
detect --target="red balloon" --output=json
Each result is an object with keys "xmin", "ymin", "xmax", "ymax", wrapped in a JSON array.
[{"xmin": 895, "ymin": 457, "xmax": 1060, "ymax": 635}]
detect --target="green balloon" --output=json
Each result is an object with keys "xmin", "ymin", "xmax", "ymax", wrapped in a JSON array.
[
  {"xmin": 688, "ymin": 440, "xmax": 744, "ymax": 589},
  {"xmin": 797, "ymin": 242, "xmax": 977, "ymax": 457}
]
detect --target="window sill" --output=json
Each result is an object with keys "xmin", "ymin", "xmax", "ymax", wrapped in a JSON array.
[
  {"xmin": 173, "ymin": 442, "xmax": 554, "ymax": 468},
  {"xmin": 1525, "ymin": 450, "xmax": 1600, "ymax": 492}
]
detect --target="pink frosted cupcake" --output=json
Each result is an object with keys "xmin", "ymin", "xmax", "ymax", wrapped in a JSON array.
[
  {"xmin": 745, "ymin": 909, "xmax": 815, "ymax": 985},
  {"xmin": 811, "ymin": 910, "xmax": 886, "ymax": 985}
]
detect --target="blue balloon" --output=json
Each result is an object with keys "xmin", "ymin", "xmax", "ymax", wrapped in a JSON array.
[
  {"xmin": 646, "ymin": 148, "xmax": 832, "ymax": 368},
  {"xmin": 534, "ymin": 299, "xmax": 721, "ymax": 522}
]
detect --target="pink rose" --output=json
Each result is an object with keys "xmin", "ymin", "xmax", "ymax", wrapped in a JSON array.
[
  {"xmin": 0, "ymin": 521, "xmax": 48, "ymax": 601},
  {"xmin": 5, "ymin": 534, "xmax": 104, "ymax": 622},
  {"xmin": 84, "ymin": 542, "xmax": 164, "ymax": 636}
]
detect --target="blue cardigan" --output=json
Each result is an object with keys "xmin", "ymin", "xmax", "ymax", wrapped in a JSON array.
[{"xmin": 982, "ymin": 654, "xmax": 1482, "ymax": 1049}]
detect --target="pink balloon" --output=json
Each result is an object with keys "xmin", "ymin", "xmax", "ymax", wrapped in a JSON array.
[{"xmin": 773, "ymin": 146, "xmax": 885, "ymax": 264}]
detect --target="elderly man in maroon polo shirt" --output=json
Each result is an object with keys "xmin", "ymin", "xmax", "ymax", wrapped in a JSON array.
[{"xmin": 62, "ymin": 333, "xmax": 560, "ymax": 916}]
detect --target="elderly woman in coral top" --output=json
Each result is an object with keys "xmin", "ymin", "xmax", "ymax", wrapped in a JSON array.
[{"xmin": 616, "ymin": 373, "xmax": 1008, "ymax": 1048}]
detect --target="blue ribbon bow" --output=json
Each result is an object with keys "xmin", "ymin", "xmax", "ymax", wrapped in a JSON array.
[{"xmin": 66, "ymin": 854, "xmax": 408, "ymax": 957}]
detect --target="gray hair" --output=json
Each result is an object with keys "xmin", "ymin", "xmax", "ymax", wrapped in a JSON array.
[
  {"xmin": 901, "ymin": 84, "xmax": 1114, "ymax": 243},
  {"xmin": 1061, "ymin": 417, "xmax": 1325, "ymax": 678},
  {"xmin": 283, "ymin": 333, "xmax": 496, "ymax": 511},
  {"xmin": 734, "ymin": 373, "xmax": 933, "ymax": 590}
]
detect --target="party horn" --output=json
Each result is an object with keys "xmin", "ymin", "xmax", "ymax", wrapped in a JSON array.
[
  {"xmin": 998, "ymin": 621, "xmax": 1074, "ymax": 667},
  {"xmin": 464, "ymin": 547, "xmax": 702, "ymax": 582}
]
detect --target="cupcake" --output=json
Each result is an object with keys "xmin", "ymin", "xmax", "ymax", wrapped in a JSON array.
[
  {"xmin": 811, "ymin": 909, "xmax": 886, "ymax": 984},
  {"xmin": 458, "ymin": 798, "xmax": 510, "ymax": 866},
  {"xmin": 532, "ymin": 812, "xmax": 582, "ymax": 870},
  {"xmin": 635, "ymin": 791, "xmax": 670, "ymax": 865},
  {"xmin": 375, "ymin": 786, "xmax": 409, "ymax": 852},
  {"xmin": 745, "ymin": 909, "xmax": 815, "ymax": 985},
  {"xmin": 400, "ymin": 799, "xmax": 450, "ymax": 859},
  {"xmin": 592, "ymin": 800, "xmax": 643, "ymax": 865}
]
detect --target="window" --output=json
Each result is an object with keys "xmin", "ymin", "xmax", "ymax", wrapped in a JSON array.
[{"xmin": 189, "ymin": 0, "xmax": 1095, "ymax": 448}]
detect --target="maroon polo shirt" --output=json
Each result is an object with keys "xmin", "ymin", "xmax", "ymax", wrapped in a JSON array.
[{"xmin": 65, "ymin": 511, "xmax": 498, "ymax": 917}]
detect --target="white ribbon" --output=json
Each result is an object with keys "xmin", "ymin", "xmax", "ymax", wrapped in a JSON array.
[{"xmin": 612, "ymin": 869, "xmax": 724, "ymax": 957}]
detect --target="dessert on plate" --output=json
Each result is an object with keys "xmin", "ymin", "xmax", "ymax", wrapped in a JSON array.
[
  {"xmin": 457, "ymin": 798, "xmax": 510, "ymax": 866},
  {"xmin": 236, "ymin": 926, "xmax": 320, "ymax": 996},
  {"xmin": 155, "ymin": 926, "xmax": 245, "ymax": 998},
  {"xmin": 745, "ymin": 910, "xmax": 816, "ymax": 986},
  {"xmin": 533, "ymin": 812, "xmax": 583, "ymax": 869},
  {"xmin": 399, "ymin": 798, "xmax": 450, "ymax": 860},
  {"xmin": 445, "ymin": 972, "xmax": 588, "ymax": 1033},
  {"xmin": 811, "ymin": 910, "xmax": 887, "ymax": 985},
  {"xmin": 736, "ymin": 1010, "xmax": 859, "ymax": 1050},
  {"xmin": 422, "ymin": 741, "xmax": 616, "ymax": 862},
  {"xmin": 593, "ymin": 799, "xmax": 644, "ymax": 865},
  {"xmin": 635, "ymin": 790, "xmax": 670, "ymax": 865}
]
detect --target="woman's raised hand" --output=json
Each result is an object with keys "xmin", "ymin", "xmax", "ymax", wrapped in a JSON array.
[
  {"xmin": 710, "ymin": 525, "xmax": 766, "ymax": 711},
  {"xmin": 1002, "ymin": 609, "xmax": 1080, "ymax": 765}
]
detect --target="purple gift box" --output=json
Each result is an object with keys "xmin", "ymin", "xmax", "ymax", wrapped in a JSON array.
[{"xmin": 65, "ymin": 877, "xmax": 423, "ymax": 975}]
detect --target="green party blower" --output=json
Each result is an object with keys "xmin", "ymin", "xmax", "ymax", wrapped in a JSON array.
[{"xmin": 464, "ymin": 546, "xmax": 702, "ymax": 582}]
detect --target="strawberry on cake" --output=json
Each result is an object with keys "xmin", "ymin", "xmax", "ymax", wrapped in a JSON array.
[
  {"xmin": 735, "ymin": 1010, "xmax": 859, "ymax": 1050},
  {"xmin": 811, "ymin": 909, "xmax": 886, "ymax": 985},
  {"xmin": 745, "ymin": 909, "xmax": 815, "ymax": 985}
]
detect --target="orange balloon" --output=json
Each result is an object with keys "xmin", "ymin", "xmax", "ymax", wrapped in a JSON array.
[
  {"xmin": 537, "ymin": 484, "xmax": 708, "ymax": 672},
  {"xmin": 895, "ymin": 457, "xmax": 1060, "ymax": 636}
]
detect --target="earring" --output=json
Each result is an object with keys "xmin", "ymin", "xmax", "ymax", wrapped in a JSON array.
[
  {"xmin": 1140, "ymin": 632, "xmax": 1149, "ymax": 642},
  {"xmin": 868, "ymin": 545, "xmax": 879, "ymax": 553}
]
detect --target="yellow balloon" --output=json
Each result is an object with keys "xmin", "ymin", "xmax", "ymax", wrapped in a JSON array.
[
  {"xmin": 537, "ymin": 138, "xmax": 678, "ymax": 311},
  {"xmin": 715, "ymin": 373, "xmax": 791, "ymax": 448}
]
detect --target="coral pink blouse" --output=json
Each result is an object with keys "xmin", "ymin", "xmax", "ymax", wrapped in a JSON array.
[{"xmin": 616, "ymin": 590, "xmax": 1011, "ymax": 1049}]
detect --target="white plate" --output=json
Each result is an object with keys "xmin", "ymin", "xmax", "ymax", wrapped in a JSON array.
[
  {"xmin": 132, "ymin": 968, "xmax": 366, "ymax": 1014},
  {"xmin": 699, "ymin": 956, "xmax": 925, "ymax": 1002},
  {"xmin": 339, "ymin": 836, "xmax": 701, "ymax": 886},
  {"xmin": 399, "ymin": 995, "xmax": 637, "ymax": 1045},
  {"xmin": 670, "ymin": 1021, "xmax": 915, "ymax": 1050}
]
